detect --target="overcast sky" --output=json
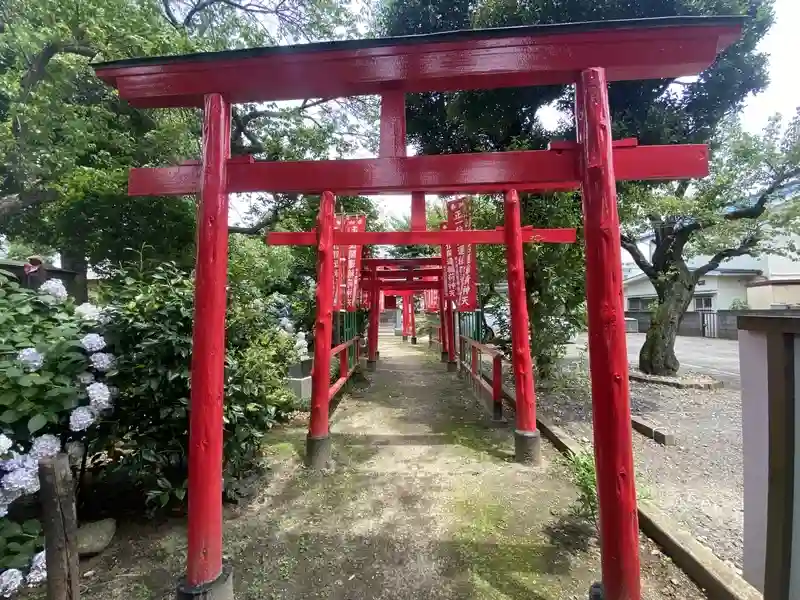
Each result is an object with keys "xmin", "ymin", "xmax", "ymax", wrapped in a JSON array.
[{"xmin": 373, "ymin": 0, "xmax": 800, "ymax": 223}]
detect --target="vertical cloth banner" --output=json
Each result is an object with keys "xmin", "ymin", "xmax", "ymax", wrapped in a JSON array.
[
  {"xmin": 332, "ymin": 215, "xmax": 344, "ymax": 310},
  {"xmin": 447, "ymin": 197, "xmax": 478, "ymax": 311},
  {"xmin": 343, "ymin": 215, "xmax": 366, "ymax": 311},
  {"xmin": 442, "ymin": 223, "xmax": 457, "ymax": 301}
]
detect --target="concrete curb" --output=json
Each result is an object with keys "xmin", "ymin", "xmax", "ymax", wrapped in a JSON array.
[
  {"xmin": 638, "ymin": 501, "xmax": 761, "ymax": 600},
  {"xmin": 459, "ymin": 350, "xmax": 757, "ymax": 600},
  {"xmin": 631, "ymin": 416, "xmax": 675, "ymax": 446}
]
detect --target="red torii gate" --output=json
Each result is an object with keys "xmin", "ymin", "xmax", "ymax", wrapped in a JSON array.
[{"xmin": 93, "ymin": 15, "xmax": 742, "ymax": 600}]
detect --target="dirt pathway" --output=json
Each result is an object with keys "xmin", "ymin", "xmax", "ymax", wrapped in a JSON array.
[{"xmin": 63, "ymin": 335, "xmax": 706, "ymax": 600}]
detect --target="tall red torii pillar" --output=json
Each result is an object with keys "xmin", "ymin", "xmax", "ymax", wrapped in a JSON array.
[{"xmin": 92, "ymin": 16, "xmax": 743, "ymax": 600}]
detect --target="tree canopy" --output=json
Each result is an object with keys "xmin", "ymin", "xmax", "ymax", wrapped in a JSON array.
[
  {"xmin": 377, "ymin": 0, "xmax": 783, "ymax": 375},
  {"xmin": 0, "ymin": 0, "xmax": 376, "ymax": 292}
]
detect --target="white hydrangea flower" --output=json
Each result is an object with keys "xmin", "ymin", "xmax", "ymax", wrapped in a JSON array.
[
  {"xmin": 74, "ymin": 302, "xmax": 101, "ymax": 322},
  {"xmin": 69, "ymin": 406, "xmax": 96, "ymax": 432},
  {"xmin": 26, "ymin": 551, "xmax": 46, "ymax": 586},
  {"xmin": 87, "ymin": 382, "xmax": 112, "ymax": 411},
  {"xmin": 17, "ymin": 348, "xmax": 44, "ymax": 372},
  {"xmin": 0, "ymin": 434, "xmax": 13, "ymax": 456},
  {"xmin": 29, "ymin": 435, "xmax": 60, "ymax": 461},
  {"xmin": 89, "ymin": 352, "xmax": 115, "ymax": 373},
  {"xmin": 2, "ymin": 465, "xmax": 40, "ymax": 495},
  {"xmin": 0, "ymin": 568, "xmax": 23, "ymax": 597},
  {"xmin": 279, "ymin": 317, "xmax": 294, "ymax": 333},
  {"xmin": 80, "ymin": 333, "xmax": 106, "ymax": 353},
  {"xmin": 38, "ymin": 278, "xmax": 68, "ymax": 302},
  {"xmin": 1, "ymin": 453, "xmax": 36, "ymax": 473},
  {"xmin": 78, "ymin": 371, "xmax": 95, "ymax": 385}
]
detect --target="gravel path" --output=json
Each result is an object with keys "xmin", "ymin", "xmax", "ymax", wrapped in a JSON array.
[
  {"xmin": 493, "ymin": 351, "xmax": 745, "ymax": 571},
  {"xmin": 63, "ymin": 335, "xmax": 710, "ymax": 600}
]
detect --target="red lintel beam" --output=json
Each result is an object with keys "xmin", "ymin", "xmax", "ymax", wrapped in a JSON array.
[
  {"xmin": 128, "ymin": 144, "xmax": 708, "ymax": 196},
  {"xmin": 366, "ymin": 281, "xmax": 441, "ymax": 292},
  {"xmin": 363, "ymin": 257, "xmax": 441, "ymax": 267},
  {"xmin": 362, "ymin": 268, "xmax": 443, "ymax": 279},
  {"xmin": 266, "ymin": 228, "xmax": 576, "ymax": 246},
  {"xmin": 94, "ymin": 20, "xmax": 742, "ymax": 107}
]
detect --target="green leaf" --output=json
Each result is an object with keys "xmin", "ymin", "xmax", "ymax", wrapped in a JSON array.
[
  {"xmin": 22, "ymin": 520, "xmax": 42, "ymax": 536},
  {"xmin": 0, "ymin": 410, "xmax": 20, "ymax": 424},
  {"xmin": 27, "ymin": 414, "xmax": 47, "ymax": 433}
]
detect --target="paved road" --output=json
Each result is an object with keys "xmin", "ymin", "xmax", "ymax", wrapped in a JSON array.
[{"xmin": 572, "ymin": 332, "xmax": 741, "ymax": 387}]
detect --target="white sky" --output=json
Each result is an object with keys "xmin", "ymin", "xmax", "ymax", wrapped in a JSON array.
[{"xmin": 373, "ymin": 0, "xmax": 800, "ymax": 223}]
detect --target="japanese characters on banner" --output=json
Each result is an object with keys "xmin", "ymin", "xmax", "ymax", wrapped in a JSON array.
[
  {"xmin": 343, "ymin": 215, "xmax": 366, "ymax": 311},
  {"xmin": 332, "ymin": 216, "xmax": 344, "ymax": 310},
  {"xmin": 441, "ymin": 224, "xmax": 457, "ymax": 302},
  {"xmin": 332, "ymin": 214, "xmax": 366, "ymax": 312},
  {"xmin": 446, "ymin": 197, "xmax": 478, "ymax": 311}
]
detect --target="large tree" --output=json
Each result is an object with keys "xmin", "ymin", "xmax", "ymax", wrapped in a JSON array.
[
  {"xmin": 377, "ymin": 0, "xmax": 775, "ymax": 375},
  {"xmin": 624, "ymin": 112, "xmax": 800, "ymax": 373}
]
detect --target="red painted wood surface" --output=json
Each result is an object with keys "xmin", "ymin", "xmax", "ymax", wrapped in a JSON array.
[
  {"xmin": 364, "ymin": 257, "xmax": 441, "ymax": 267},
  {"xmin": 128, "ymin": 144, "xmax": 709, "ymax": 196},
  {"xmin": 368, "ymin": 265, "xmax": 379, "ymax": 362},
  {"xmin": 578, "ymin": 69, "xmax": 641, "ymax": 600},
  {"xmin": 95, "ymin": 21, "xmax": 741, "ymax": 107},
  {"xmin": 410, "ymin": 299, "xmax": 416, "ymax": 335},
  {"xmin": 309, "ymin": 191, "xmax": 336, "ymax": 438},
  {"xmin": 438, "ymin": 280, "xmax": 448, "ymax": 356},
  {"xmin": 445, "ymin": 301, "xmax": 456, "ymax": 363},
  {"xmin": 187, "ymin": 93, "xmax": 230, "ymax": 587},
  {"xmin": 267, "ymin": 228, "xmax": 577, "ymax": 247},
  {"xmin": 362, "ymin": 268, "xmax": 443, "ymax": 280},
  {"xmin": 380, "ymin": 92, "xmax": 406, "ymax": 158},
  {"xmin": 461, "ymin": 336, "xmax": 506, "ymax": 414},
  {"xmin": 411, "ymin": 192, "xmax": 426, "ymax": 231},
  {"xmin": 503, "ymin": 190, "xmax": 537, "ymax": 433}
]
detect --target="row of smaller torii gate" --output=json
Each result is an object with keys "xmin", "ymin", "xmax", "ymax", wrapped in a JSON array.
[
  {"xmin": 93, "ymin": 15, "xmax": 743, "ymax": 600},
  {"xmin": 268, "ymin": 203, "xmax": 576, "ymax": 469}
]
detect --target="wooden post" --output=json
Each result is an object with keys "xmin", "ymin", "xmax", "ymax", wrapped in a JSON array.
[
  {"xmin": 504, "ymin": 189, "xmax": 541, "ymax": 465},
  {"xmin": 410, "ymin": 295, "xmax": 418, "ymax": 344},
  {"xmin": 187, "ymin": 92, "xmax": 230, "ymax": 588},
  {"xmin": 39, "ymin": 455, "xmax": 79, "ymax": 600},
  {"xmin": 578, "ymin": 68, "xmax": 641, "ymax": 600},
  {"xmin": 307, "ymin": 190, "xmax": 336, "ymax": 469},
  {"xmin": 368, "ymin": 266, "xmax": 379, "ymax": 369}
]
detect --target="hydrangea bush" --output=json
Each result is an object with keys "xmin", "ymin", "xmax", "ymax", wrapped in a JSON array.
[
  {"xmin": 97, "ymin": 262, "xmax": 298, "ymax": 507},
  {"xmin": 0, "ymin": 274, "xmax": 116, "ymax": 591}
]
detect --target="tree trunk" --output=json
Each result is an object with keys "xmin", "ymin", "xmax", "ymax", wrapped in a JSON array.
[
  {"xmin": 60, "ymin": 249, "xmax": 88, "ymax": 303},
  {"xmin": 638, "ymin": 267, "xmax": 695, "ymax": 376}
]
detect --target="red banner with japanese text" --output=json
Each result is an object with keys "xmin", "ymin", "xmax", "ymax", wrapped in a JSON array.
[
  {"xmin": 441, "ymin": 224, "xmax": 457, "ymax": 302},
  {"xmin": 332, "ymin": 215, "xmax": 344, "ymax": 310},
  {"xmin": 446, "ymin": 197, "xmax": 478, "ymax": 311},
  {"xmin": 343, "ymin": 215, "xmax": 367, "ymax": 311}
]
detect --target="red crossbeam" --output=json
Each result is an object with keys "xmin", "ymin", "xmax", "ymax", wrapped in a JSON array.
[
  {"xmin": 93, "ymin": 20, "xmax": 741, "ymax": 107},
  {"xmin": 363, "ymin": 257, "xmax": 441, "ymax": 267},
  {"xmin": 362, "ymin": 268, "xmax": 443, "ymax": 279},
  {"xmin": 267, "ymin": 228, "xmax": 576, "ymax": 246},
  {"xmin": 365, "ymin": 281, "xmax": 440, "ymax": 292},
  {"xmin": 128, "ymin": 144, "xmax": 708, "ymax": 196}
]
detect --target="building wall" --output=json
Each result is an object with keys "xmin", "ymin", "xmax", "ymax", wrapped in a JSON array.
[
  {"xmin": 747, "ymin": 284, "xmax": 774, "ymax": 309},
  {"xmin": 747, "ymin": 281, "xmax": 800, "ymax": 308},
  {"xmin": 715, "ymin": 276, "xmax": 751, "ymax": 309}
]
